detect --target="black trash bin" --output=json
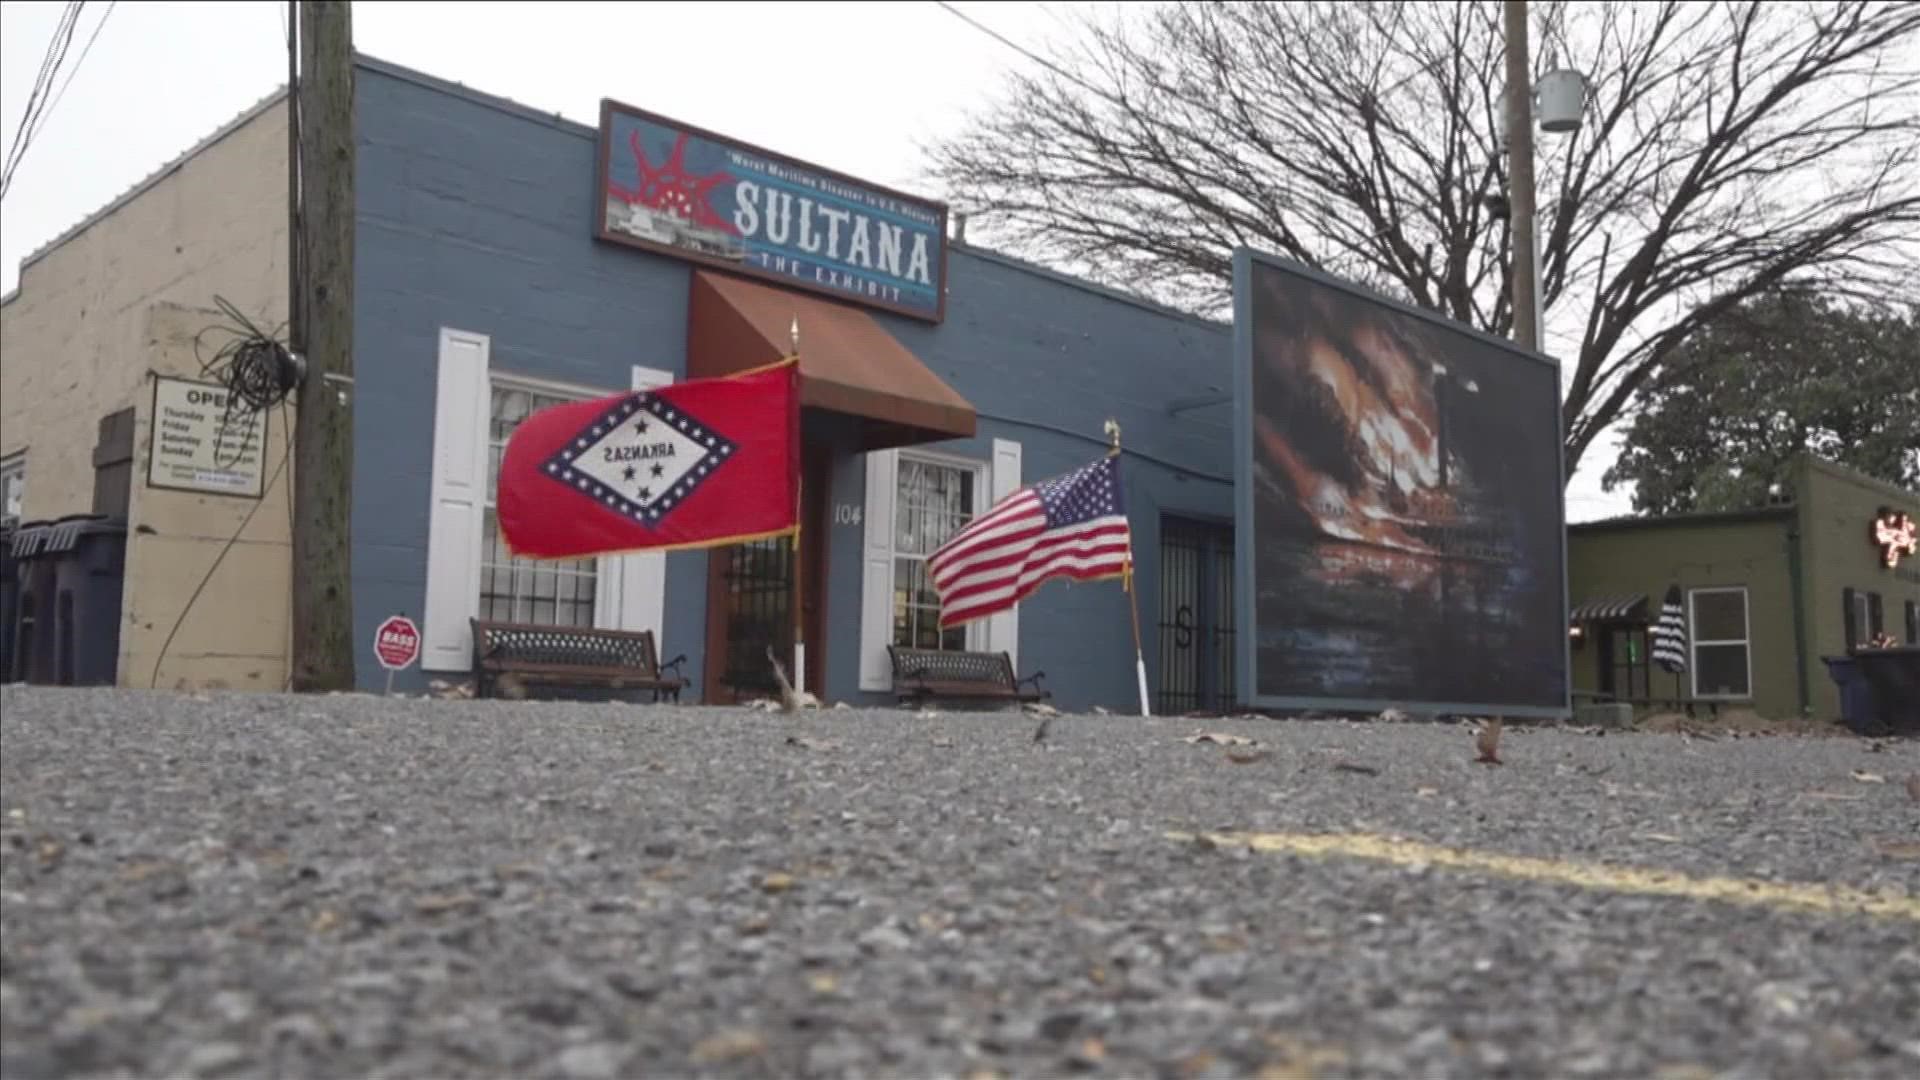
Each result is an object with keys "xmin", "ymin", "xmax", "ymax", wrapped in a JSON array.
[
  {"xmin": 46, "ymin": 514, "xmax": 127, "ymax": 687},
  {"xmin": 9, "ymin": 520, "xmax": 60, "ymax": 685}
]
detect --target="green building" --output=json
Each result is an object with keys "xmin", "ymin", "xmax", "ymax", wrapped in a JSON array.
[{"xmin": 1568, "ymin": 455, "xmax": 1919, "ymax": 721}]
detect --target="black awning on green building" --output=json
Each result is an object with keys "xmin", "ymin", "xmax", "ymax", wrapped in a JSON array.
[{"xmin": 1570, "ymin": 593, "xmax": 1648, "ymax": 622}]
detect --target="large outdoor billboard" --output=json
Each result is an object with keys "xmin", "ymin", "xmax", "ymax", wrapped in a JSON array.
[
  {"xmin": 1232, "ymin": 249, "xmax": 1569, "ymax": 718},
  {"xmin": 594, "ymin": 98, "xmax": 948, "ymax": 323}
]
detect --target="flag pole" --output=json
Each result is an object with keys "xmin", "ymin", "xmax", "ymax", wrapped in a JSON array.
[
  {"xmin": 790, "ymin": 316, "xmax": 806, "ymax": 697},
  {"xmin": 1106, "ymin": 419, "xmax": 1150, "ymax": 718}
]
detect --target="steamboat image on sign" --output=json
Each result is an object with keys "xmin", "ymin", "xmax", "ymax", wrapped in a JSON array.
[
  {"xmin": 1231, "ymin": 249, "xmax": 1569, "ymax": 717},
  {"xmin": 595, "ymin": 100, "xmax": 947, "ymax": 322}
]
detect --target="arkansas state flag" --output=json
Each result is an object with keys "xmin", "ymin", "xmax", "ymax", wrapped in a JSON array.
[{"xmin": 497, "ymin": 358, "xmax": 799, "ymax": 558}]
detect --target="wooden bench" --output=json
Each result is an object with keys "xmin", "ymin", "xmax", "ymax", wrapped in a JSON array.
[
  {"xmin": 469, "ymin": 618, "xmax": 687, "ymax": 702},
  {"xmin": 887, "ymin": 645, "xmax": 1048, "ymax": 707}
]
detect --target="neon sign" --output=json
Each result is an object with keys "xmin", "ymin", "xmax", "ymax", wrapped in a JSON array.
[{"xmin": 1872, "ymin": 508, "xmax": 1916, "ymax": 569}]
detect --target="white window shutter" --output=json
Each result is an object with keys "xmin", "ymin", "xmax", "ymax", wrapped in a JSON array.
[
  {"xmin": 422, "ymin": 328, "xmax": 492, "ymax": 671},
  {"xmin": 603, "ymin": 365, "xmax": 673, "ymax": 641},
  {"xmin": 858, "ymin": 448, "xmax": 898, "ymax": 691},
  {"xmin": 987, "ymin": 438, "xmax": 1022, "ymax": 670}
]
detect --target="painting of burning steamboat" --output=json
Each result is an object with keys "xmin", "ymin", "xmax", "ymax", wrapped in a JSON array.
[{"xmin": 1231, "ymin": 249, "xmax": 1569, "ymax": 717}]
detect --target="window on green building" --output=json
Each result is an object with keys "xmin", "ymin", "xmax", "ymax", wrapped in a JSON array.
[{"xmin": 1688, "ymin": 587, "xmax": 1751, "ymax": 699}]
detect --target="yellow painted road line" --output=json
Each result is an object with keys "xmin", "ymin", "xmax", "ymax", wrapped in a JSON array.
[{"xmin": 1168, "ymin": 830, "xmax": 1920, "ymax": 922}]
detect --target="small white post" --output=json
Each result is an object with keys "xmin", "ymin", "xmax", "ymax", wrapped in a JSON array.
[{"xmin": 1134, "ymin": 653, "xmax": 1151, "ymax": 718}]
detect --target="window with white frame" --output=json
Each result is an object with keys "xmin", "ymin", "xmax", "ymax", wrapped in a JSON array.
[
  {"xmin": 0, "ymin": 452, "xmax": 22, "ymax": 527},
  {"xmin": 481, "ymin": 381, "xmax": 598, "ymax": 627},
  {"xmin": 1688, "ymin": 586, "xmax": 1751, "ymax": 699},
  {"xmin": 857, "ymin": 439, "xmax": 1021, "ymax": 693},
  {"xmin": 892, "ymin": 453, "xmax": 984, "ymax": 651},
  {"xmin": 421, "ymin": 326, "xmax": 670, "ymax": 673}
]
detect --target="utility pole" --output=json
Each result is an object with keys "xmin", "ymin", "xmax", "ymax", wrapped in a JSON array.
[
  {"xmin": 290, "ymin": 0, "xmax": 356, "ymax": 691},
  {"xmin": 1503, "ymin": 0, "xmax": 1540, "ymax": 354}
]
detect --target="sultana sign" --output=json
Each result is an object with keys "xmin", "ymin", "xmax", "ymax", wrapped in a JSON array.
[
  {"xmin": 1872, "ymin": 507, "xmax": 1916, "ymax": 569},
  {"xmin": 593, "ymin": 98, "xmax": 948, "ymax": 323}
]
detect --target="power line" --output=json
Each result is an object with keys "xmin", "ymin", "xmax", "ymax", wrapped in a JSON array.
[
  {"xmin": 30, "ymin": 1, "xmax": 116, "ymax": 152},
  {"xmin": 8, "ymin": 2, "xmax": 79, "ymax": 164},
  {"xmin": 930, "ymin": 0, "xmax": 1117, "ymax": 105},
  {"xmin": 150, "ymin": 296, "xmax": 298, "ymax": 689},
  {"xmin": 1, "ymin": 1, "xmax": 83, "ymax": 200}
]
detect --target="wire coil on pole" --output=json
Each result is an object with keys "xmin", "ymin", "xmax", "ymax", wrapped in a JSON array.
[{"xmin": 193, "ymin": 295, "xmax": 302, "ymax": 468}]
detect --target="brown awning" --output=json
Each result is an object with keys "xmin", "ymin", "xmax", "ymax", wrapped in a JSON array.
[{"xmin": 687, "ymin": 270, "xmax": 976, "ymax": 450}]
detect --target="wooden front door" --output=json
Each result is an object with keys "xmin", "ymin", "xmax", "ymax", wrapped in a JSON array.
[{"xmin": 702, "ymin": 438, "xmax": 829, "ymax": 703}]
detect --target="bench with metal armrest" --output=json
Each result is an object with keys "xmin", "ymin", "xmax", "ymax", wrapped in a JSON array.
[{"xmin": 469, "ymin": 618, "xmax": 687, "ymax": 702}]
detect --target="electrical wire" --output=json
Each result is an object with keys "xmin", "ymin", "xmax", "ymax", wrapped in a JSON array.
[
  {"xmin": 148, "ymin": 300, "xmax": 302, "ymax": 689},
  {"xmin": 192, "ymin": 295, "xmax": 301, "ymax": 469},
  {"xmin": 930, "ymin": 0, "xmax": 1115, "ymax": 105},
  {"xmin": 279, "ymin": 398, "xmax": 297, "ymax": 692},
  {"xmin": 30, "ymin": 1, "xmax": 116, "ymax": 152},
  {"xmin": 3, "ymin": 2, "xmax": 78, "ymax": 177},
  {"xmin": 147, "ymin": 8, "xmax": 308, "ymax": 694},
  {"xmin": 146, "ymin": 431, "xmax": 291, "ymax": 691},
  {"xmin": 1, "ymin": 1, "xmax": 83, "ymax": 200}
]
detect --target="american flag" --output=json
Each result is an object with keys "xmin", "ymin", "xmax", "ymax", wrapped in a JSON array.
[
  {"xmin": 1651, "ymin": 584, "xmax": 1688, "ymax": 673},
  {"xmin": 928, "ymin": 453, "xmax": 1133, "ymax": 629}
]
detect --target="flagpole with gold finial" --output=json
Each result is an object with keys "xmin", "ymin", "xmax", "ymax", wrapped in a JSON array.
[
  {"xmin": 1106, "ymin": 419, "xmax": 1151, "ymax": 718},
  {"xmin": 790, "ymin": 315, "xmax": 806, "ymax": 700}
]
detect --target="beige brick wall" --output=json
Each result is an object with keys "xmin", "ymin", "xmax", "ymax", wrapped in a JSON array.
[{"xmin": 0, "ymin": 93, "xmax": 292, "ymax": 690}]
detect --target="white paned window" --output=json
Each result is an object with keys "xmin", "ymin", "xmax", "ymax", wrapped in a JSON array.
[
  {"xmin": 0, "ymin": 452, "xmax": 23, "ymax": 526},
  {"xmin": 1688, "ymin": 586, "xmax": 1751, "ymax": 699},
  {"xmin": 858, "ymin": 439, "xmax": 1021, "ymax": 691},
  {"xmin": 421, "ymin": 324, "xmax": 672, "ymax": 671},
  {"xmin": 892, "ymin": 455, "xmax": 980, "ymax": 652},
  {"xmin": 481, "ymin": 382, "xmax": 599, "ymax": 627}
]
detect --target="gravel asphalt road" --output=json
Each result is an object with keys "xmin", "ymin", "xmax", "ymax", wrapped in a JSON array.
[{"xmin": 2, "ymin": 685, "xmax": 1917, "ymax": 1079}]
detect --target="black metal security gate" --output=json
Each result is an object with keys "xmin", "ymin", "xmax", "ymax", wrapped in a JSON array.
[
  {"xmin": 1156, "ymin": 516, "xmax": 1235, "ymax": 714},
  {"xmin": 719, "ymin": 536, "xmax": 792, "ymax": 698}
]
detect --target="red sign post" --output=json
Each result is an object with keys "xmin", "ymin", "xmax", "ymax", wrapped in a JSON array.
[{"xmin": 374, "ymin": 614, "xmax": 420, "ymax": 694}]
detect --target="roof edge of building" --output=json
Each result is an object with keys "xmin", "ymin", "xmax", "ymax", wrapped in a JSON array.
[
  {"xmin": 3, "ymin": 51, "xmax": 1242, "ymax": 341},
  {"xmin": 357, "ymin": 53, "xmax": 1234, "ymax": 334},
  {"xmin": 354, "ymin": 53, "xmax": 598, "ymax": 139},
  {"xmin": 1569, "ymin": 503, "xmax": 1798, "ymax": 534},
  {"xmin": 947, "ymin": 241, "xmax": 1232, "ymax": 333},
  {"xmin": 13, "ymin": 87, "xmax": 290, "ymax": 285},
  {"xmin": 1797, "ymin": 452, "xmax": 1920, "ymax": 506}
]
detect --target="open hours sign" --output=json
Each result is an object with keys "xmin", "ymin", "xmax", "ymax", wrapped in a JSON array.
[{"xmin": 146, "ymin": 376, "xmax": 267, "ymax": 498}]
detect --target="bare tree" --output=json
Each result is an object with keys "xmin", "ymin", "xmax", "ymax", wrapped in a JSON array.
[{"xmin": 925, "ymin": 0, "xmax": 1920, "ymax": 482}]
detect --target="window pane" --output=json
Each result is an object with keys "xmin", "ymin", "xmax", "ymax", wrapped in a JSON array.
[
  {"xmin": 1694, "ymin": 644, "xmax": 1750, "ymax": 697},
  {"xmin": 480, "ymin": 385, "xmax": 599, "ymax": 628},
  {"xmin": 891, "ymin": 457, "xmax": 981, "ymax": 652},
  {"xmin": 1692, "ymin": 591, "xmax": 1746, "ymax": 641}
]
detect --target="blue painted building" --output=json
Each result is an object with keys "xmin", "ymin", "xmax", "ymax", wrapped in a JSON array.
[{"xmin": 349, "ymin": 56, "xmax": 1234, "ymax": 712}]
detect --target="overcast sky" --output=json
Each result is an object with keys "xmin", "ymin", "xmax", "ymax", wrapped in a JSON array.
[{"xmin": 0, "ymin": 0, "xmax": 1635, "ymax": 520}]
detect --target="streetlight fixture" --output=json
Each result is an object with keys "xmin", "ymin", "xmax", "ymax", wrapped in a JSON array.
[{"xmin": 1536, "ymin": 67, "xmax": 1589, "ymax": 133}]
